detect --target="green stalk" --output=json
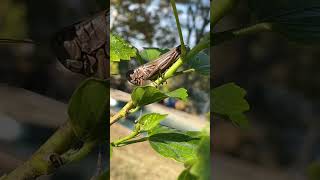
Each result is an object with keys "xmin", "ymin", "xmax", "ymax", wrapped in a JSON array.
[
  {"xmin": 212, "ymin": 22, "xmax": 273, "ymax": 46},
  {"xmin": 112, "ymin": 130, "xmax": 140, "ymax": 147},
  {"xmin": 3, "ymin": 122, "xmax": 77, "ymax": 180},
  {"xmin": 170, "ymin": 0, "xmax": 186, "ymax": 56}
]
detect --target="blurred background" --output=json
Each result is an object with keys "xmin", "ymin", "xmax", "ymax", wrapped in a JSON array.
[
  {"xmin": 0, "ymin": 0, "xmax": 210, "ymax": 179},
  {"xmin": 110, "ymin": 0, "xmax": 210, "ymax": 115},
  {"xmin": 0, "ymin": 0, "xmax": 107, "ymax": 179},
  {"xmin": 213, "ymin": 1, "xmax": 320, "ymax": 180},
  {"xmin": 110, "ymin": 0, "xmax": 210, "ymax": 179}
]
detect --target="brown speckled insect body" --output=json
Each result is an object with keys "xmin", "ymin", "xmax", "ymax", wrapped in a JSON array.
[
  {"xmin": 51, "ymin": 10, "xmax": 109, "ymax": 79},
  {"xmin": 126, "ymin": 45, "xmax": 181, "ymax": 86}
]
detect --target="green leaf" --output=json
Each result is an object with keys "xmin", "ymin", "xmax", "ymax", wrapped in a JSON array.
[
  {"xmin": 139, "ymin": 48, "xmax": 169, "ymax": 61},
  {"xmin": 190, "ymin": 133, "xmax": 210, "ymax": 180},
  {"xmin": 187, "ymin": 52, "xmax": 210, "ymax": 76},
  {"xmin": 138, "ymin": 113, "xmax": 167, "ymax": 132},
  {"xmin": 177, "ymin": 125, "xmax": 211, "ymax": 180},
  {"xmin": 132, "ymin": 86, "xmax": 168, "ymax": 106},
  {"xmin": 148, "ymin": 126, "xmax": 201, "ymax": 163},
  {"xmin": 249, "ymin": 0, "xmax": 320, "ymax": 43},
  {"xmin": 229, "ymin": 113, "xmax": 249, "ymax": 129},
  {"xmin": 131, "ymin": 86, "xmax": 188, "ymax": 106},
  {"xmin": 178, "ymin": 169, "xmax": 197, "ymax": 180},
  {"xmin": 147, "ymin": 124, "xmax": 176, "ymax": 136},
  {"xmin": 110, "ymin": 33, "xmax": 136, "ymax": 61},
  {"xmin": 212, "ymin": 83, "xmax": 250, "ymax": 128},
  {"xmin": 166, "ymin": 88, "xmax": 188, "ymax": 101},
  {"xmin": 68, "ymin": 78, "xmax": 108, "ymax": 141}
]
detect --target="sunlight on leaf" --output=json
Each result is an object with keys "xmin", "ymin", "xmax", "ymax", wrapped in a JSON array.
[
  {"xmin": 110, "ymin": 33, "xmax": 136, "ymax": 61},
  {"xmin": 139, "ymin": 48, "xmax": 169, "ymax": 61},
  {"xmin": 178, "ymin": 169, "xmax": 197, "ymax": 180},
  {"xmin": 132, "ymin": 86, "xmax": 168, "ymax": 106},
  {"xmin": 138, "ymin": 113, "xmax": 167, "ymax": 132},
  {"xmin": 166, "ymin": 88, "xmax": 188, "ymax": 101},
  {"xmin": 189, "ymin": 126, "xmax": 210, "ymax": 180},
  {"xmin": 131, "ymin": 86, "xmax": 188, "ymax": 106},
  {"xmin": 148, "ymin": 125, "xmax": 201, "ymax": 163}
]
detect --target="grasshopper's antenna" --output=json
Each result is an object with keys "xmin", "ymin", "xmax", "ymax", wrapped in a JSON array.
[{"xmin": 0, "ymin": 38, "xmax": 38, "ymax": 45}]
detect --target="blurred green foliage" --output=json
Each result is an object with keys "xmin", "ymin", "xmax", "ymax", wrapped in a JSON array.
[
  {"xmin": 0, "ymin": 0, "xmax": 27, "ymax": 38},
  {"xmin": 307, "ymin": 162, "xmax": 320, "ymax": 180}
]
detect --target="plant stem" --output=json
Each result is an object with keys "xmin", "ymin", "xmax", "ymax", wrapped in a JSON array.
[
  {"xmin": 111, "ymin": 130, "xmax": 140, "ymax": 147},
  {"xmin": 154, "ymin": 58, "xmax": 183, "ymax": 85},
  {"xmin": 212, "ymin": 22, "xmax": 273, "ymax": 46},
  {"xmin": 115, "ymin": 137, "xmax": 149, "ymax": 147},
  {"xmin": 3, "ymin": 122, "xmax": 78, "ymax": 180},
  {"xmin": 110, "ymin": 101, "xmax": 134, "ymax": 125},
  {"xmin": 170, "ymin": 0, "xmax": 186, "ymax": 55},
  {"xmin": 171, "ymin": 69, "xmax": 195, "ymax": 78},
  {"xmin": 62, "ymin": 140, "xmax": 98, "ymax": 164}
]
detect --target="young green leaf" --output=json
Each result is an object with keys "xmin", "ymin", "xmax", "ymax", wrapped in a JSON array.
[
  {"xmin": 139, "ymin": 48, "xmax": 169, "ymax": 61},
  {"xmin": 68, "ymin": 78, "xmax": 108, "ymax": 141},
  {"xmin": 177, "ymin": 125, "xmax": 210, "ymax": 180},
  {"xmin": 166, "ymin": 88, "xmax": 188, "ymax": 101},
  {"xmin": 178, "ymin": 169, "xmax": 197, "ymax": 180},
  {"xmin": 189, "ymin": 134, "xmax": 210, "ymax": 180},
  {"xmin": 137, "ymin": 113, "xmax": 167, "ymax": 132},
  {"xmin": 229, "ymin": 113, "xmax": 249, "ymax": 129},
  {"xmin": 186, "ymin": 52, "xmax": 210, "ymax": 76},
  {"xmin": 148, "ymin": 126, "xmax": 201, "ymax": 163},
  {"xmin": 212, "ymin": 83, "xmax": 250, "ymax": 128},
  {"xmin": 132, "ymin": 86, "xmax": 168, "ymax": 106},
  {"xmin": 131, "ymin": 86, "xmax": 188, "ymax": 106},
  {"xmin": 147, "ymin": 124, "xmax": 177, "ymax": 136},
  {"xmin": 110, "ymin": 33, "xmax": 136, "ymax": 61},
  {"xmin": 149, "ymin": 133, "xmax": 200, "ymax": 163}
]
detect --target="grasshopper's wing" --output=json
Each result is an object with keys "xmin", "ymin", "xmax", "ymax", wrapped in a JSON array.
[
  {"xmin": 51, "ymin": 10, "xmax": 109, "ymax": 79},
  {"xmin": 141, "ymin": 45, "xmax": 181, "ymax": 78}
]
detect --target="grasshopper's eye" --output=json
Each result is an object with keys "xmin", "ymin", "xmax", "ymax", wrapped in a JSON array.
[
  {"xmin": 176, "ymin": 45, "xmax": 181, "ymax": 53},
  {"xmin": 176, "ymin": 45, "xmax": 190, "ymax": 53}
]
